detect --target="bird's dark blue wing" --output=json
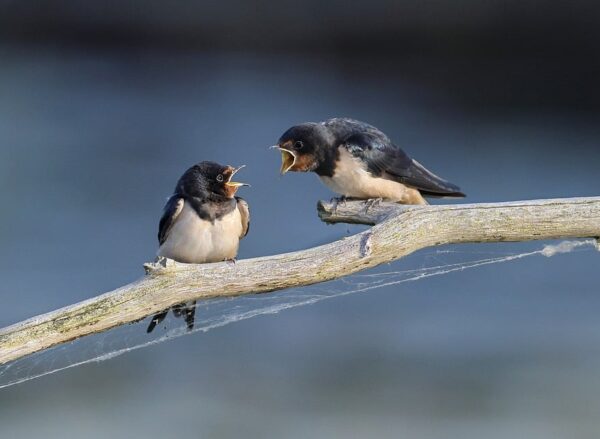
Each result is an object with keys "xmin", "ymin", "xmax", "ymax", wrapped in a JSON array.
[
  {"xmin": 343, "ymin": 132, "xmax": 465, "ymax": 197},
  {"xmin": 158, "ymin": 195, "xmax": 184, "ymax": 245},
  {"xmin": 235, "ymin": 196, "xmax": 250, "ymax": 238}
]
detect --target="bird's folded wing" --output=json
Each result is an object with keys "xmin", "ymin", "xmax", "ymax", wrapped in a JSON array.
[
  {"xmin": 236, "ymin": 197, "xmax": 251, "ymax": 238},
  {"xmin": 158, "ymin": 196, "xmax": 184, "ymax": 245},
  {"xmin": 343, "ymin": 132, "xmax": 465, "ymax": 197}
]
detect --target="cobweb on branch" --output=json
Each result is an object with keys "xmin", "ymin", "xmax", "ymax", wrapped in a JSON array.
[{"xmin": 0, "ymin": 239, "xmax": 596, "ymax": 390}]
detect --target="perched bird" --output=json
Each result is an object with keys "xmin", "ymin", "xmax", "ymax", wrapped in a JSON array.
[
  {"xmin": 147, "ymin": 161, "xmax": 250, "ymax": 333},
  {"xmin": 275, "ymin": 118, "xmax": 465, "ymax": 205}
]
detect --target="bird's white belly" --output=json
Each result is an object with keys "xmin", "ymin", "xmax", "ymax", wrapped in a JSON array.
[
  {"xmin": 157, "ymin": 204, "xmax": 242, "ymax": 263},
  {"xmin": 319, "ymin": 147, "xmax": 424, "ymax": 203}
]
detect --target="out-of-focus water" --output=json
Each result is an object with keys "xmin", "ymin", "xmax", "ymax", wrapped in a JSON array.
[{"xmin": 0, "ymin": 46, "xmax": 599, "ymax": 438}]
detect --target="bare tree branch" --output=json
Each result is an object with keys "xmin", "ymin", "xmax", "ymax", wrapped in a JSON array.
[{"xmin": 0, "ymin": 196, "xmax": 599, "ymax": 365}]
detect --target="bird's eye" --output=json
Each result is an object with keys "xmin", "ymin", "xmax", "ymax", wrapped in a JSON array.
[
  {"xmin": 294, "ymin": 141, "xmax": 304, "ymax": 149},
  {"xmin": 216, "ymin": 174, "xmax": 224, "ymax": 182}
]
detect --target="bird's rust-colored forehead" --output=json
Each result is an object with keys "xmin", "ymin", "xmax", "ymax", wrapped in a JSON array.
[{"xmin": 280, "ymin": 140, "xmax": 293, "ymax": 149}]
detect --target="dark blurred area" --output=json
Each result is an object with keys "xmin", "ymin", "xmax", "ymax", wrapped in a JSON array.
[
  {"xmin": 1, "ymin": 0, "xmax": 599, "ymax": 110},
  {"xmin": 0, "ymin": 2, "xmax": 599, "ymax": 438}
]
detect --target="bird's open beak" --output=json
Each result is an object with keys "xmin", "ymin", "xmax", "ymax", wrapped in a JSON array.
[
  {"xmin": 225, "ymin": 165, "xmax": 250, "ymax": 188},
  {"xmin": 271, "ymin": 145, "xmax": 296, "ymax": 175}
]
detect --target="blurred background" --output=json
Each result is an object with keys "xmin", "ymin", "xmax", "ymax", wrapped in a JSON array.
[{"xmin": 0, "ymin": 1, "xmax": 599, "ymax": 437}]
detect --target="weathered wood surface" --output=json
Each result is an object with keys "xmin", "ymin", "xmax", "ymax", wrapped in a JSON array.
[{"xmin": 0, "ymin": 196, "xmax": 599, "ymax": 365}]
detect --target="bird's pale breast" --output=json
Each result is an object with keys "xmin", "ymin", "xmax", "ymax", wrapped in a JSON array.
[
  {"xmin": 157, "ymin": 203, "xmax": 242, "ymax": 263},
  {"xmin": 319, "ymin": 147, "xmax": 427, "ymax": 204}
]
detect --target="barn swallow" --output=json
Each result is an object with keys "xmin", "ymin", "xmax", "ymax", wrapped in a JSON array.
[
  {"xmin": 147, "ymin": 161, "xmax": 250, "ymax": 333},
  {"xmin": 274, "ymin": 118, "xmax": 465, "ymax": 204}
]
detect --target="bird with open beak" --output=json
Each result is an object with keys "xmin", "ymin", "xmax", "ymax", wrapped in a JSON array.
[
  {"xmin": 275, "ymin": 118, "xmax": 465, "ymax": 205},
  {"xmin": 147, "ymin": 161, "xmax": 250, "ymax": 333}
]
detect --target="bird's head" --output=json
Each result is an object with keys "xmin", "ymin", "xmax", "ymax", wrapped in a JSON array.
[
  {"xmin": 274, "ymin": 123, "xmax": 332, "ymax": 174},
  {"xmin": 178, "ymin": 161, "xmax": 249, "ymax": 200}
]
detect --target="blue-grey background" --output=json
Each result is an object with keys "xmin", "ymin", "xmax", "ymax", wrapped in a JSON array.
[{"xmin": 0, "ymin": 2, "xmax": 599, "ymax": 438}]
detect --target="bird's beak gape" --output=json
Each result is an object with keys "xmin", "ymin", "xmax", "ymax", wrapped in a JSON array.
[
  {"xmin": 225, "ymin": 165, "xmax": 250, "ymax": 188},
  {"xmin": 274, "ymin": 145, "xmax": 297, "ymax": 175}
]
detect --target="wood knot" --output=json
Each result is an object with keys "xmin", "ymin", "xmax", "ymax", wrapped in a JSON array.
[{"xmin": 360, "ymin": 232, "xmax": 373, "ymax": 258}]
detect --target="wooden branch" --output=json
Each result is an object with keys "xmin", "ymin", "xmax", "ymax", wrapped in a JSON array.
[{"xmin": 1, "ymin": 196, "xmax": 599, "ymax": 365}]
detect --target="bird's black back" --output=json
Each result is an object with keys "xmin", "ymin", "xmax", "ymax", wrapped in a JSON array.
[{"xmin": 322, "ymin": 118, "xmax": 465, "ymax": 197}]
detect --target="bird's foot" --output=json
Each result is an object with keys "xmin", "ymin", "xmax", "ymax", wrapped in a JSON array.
[
  {"xmin": 363, "ymin": 198, "xmax": 383, "ymax": 214},
  {"xmin": 225, "ymin": 258, "xmax": 237, "ymax": 265},
  {"xmin": 330, "ymin": 196, "xmax": 348, "ymax": 214}
]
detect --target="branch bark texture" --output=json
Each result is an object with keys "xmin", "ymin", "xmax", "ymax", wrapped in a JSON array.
[{"xmin": 0, "ymin": 196, "xmax": 599, "ymax": 365}]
